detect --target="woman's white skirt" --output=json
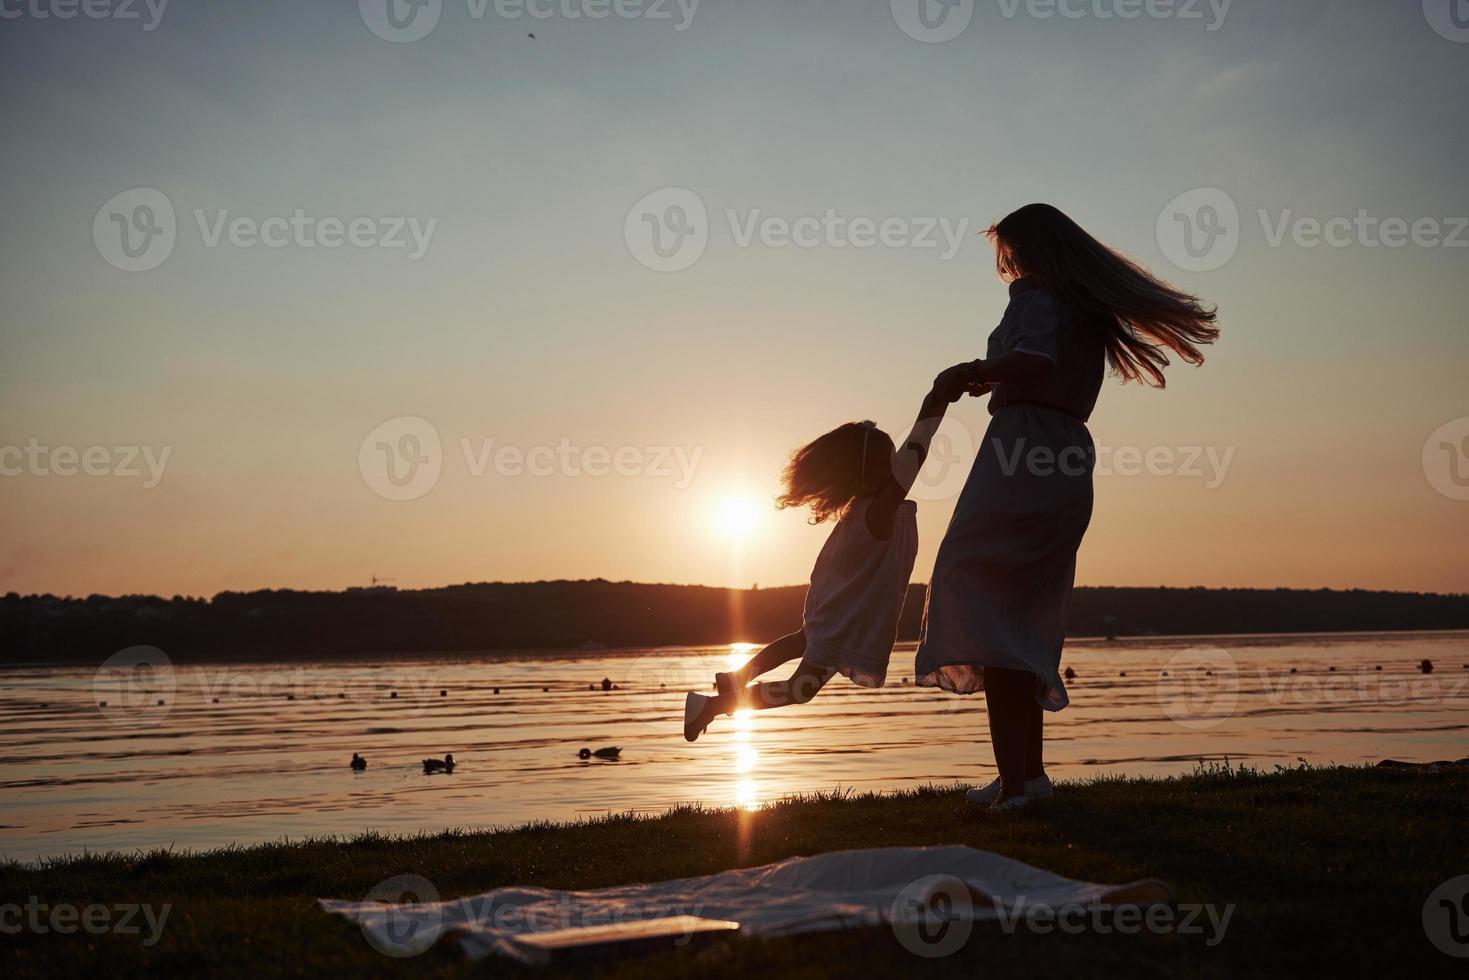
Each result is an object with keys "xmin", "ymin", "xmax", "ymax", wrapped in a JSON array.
[{"xmin": 915, "ymin": 405, "xmax": 1095, "ymax": 710}]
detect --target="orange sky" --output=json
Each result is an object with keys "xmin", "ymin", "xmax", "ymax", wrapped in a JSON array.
[{"xmin": 1, "ymin": 2, "xmax": 1466, "ymax": 598}]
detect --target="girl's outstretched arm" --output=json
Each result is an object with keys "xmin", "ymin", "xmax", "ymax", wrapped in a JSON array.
[
  {"xmin": 865, "ymin": 386, "xmax": 957, "ymax": 539},
  {"xmin": 890, "ymin": 386, "xmax": 957, "ymax": 497}
]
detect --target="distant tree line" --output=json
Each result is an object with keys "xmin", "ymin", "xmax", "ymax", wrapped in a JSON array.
[{"xmin": 2, "ymin": 581, "xmax": 1467, "ymax": 663}]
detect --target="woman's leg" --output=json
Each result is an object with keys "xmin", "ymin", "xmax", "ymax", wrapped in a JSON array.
[
  {"xmin": 1025, "ymin": 695, "xmax": 1045, "ymax": 781},
  {"xmin": 983, "ymin": 665, "xmax": 1033, "ymax": 800}
]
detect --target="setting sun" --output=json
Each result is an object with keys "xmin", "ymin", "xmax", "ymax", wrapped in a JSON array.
[{"xmin": 713, "ymin": 495, "xmax": 764, "ymax": 542}]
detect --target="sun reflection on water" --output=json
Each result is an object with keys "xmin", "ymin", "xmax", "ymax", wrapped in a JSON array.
[
  {"xmin": 726, "ymin": 643, "xmax": 756, "ymax": 670},
  {"xmin": 731, "ymin": 706, "xmax": 759, "ymax": 809}
]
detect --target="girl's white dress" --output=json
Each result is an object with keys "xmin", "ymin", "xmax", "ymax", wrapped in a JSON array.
[{"xmin": 801, "ymin": 498, "xmax": 919, "ymax": 688}]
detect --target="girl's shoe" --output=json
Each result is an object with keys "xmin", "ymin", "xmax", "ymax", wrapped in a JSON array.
[
  {"xmin": 965, "ymin": 774, "xmax": 1053, "ymax": 805},
  {"xmin": 684, "ymin": 692, "xmax": 715, "ymax": 742},
  {"xmin": 714, "ymin": 671, "xmax": 738, "ymax": 702},
  {"xmin": 991, "ymin": 794, "xmax": 1030, "ymax": 812}
]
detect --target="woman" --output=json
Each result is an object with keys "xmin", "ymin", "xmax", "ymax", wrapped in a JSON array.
[{"xmin": 920, "ymin": 203, "xmax": 1219, "ymax": 809}]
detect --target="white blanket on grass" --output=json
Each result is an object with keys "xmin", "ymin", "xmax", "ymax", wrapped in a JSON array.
[{"xmin": 320, "ymin": 845, "xmax": 1171, "ymax": 961}]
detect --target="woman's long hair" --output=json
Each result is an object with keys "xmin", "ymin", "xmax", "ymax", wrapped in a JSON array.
[
  {"xmin": 775, "ymin": 421, "xmax": 895, "ymax": 524},
  {"xmin": 987, "ymin": 203, "xmax": 1219, "ymax": 387}
]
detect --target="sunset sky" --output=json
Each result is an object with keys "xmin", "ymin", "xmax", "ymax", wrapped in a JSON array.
[{"xmin": 1, "ymin": 0, "xmax": 1466, "ymax": 598}]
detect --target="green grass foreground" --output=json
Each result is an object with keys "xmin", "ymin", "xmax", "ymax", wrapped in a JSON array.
[{"xmin": 2, "ymin": 763, "xmax": 1465, "ymax": 978}]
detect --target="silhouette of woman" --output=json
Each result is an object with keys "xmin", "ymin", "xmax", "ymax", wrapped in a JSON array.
[{"xmin": 919, "ymin": 204, "xmax": 1219, "ymax": 809}]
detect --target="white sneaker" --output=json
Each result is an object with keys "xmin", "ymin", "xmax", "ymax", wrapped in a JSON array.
[
  {"xmin": 684, "ymin": 692, "xmax": 713, "ymax": 742},
  {"xmin": 965, "ymin": 774, "xmax": 1053, "ymax": 805},
  {"xmin": 991, "ymin": 794, "xmax": 1030, "ymax": 812}
]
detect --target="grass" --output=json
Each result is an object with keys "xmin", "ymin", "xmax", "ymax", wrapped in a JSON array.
[{"xmin": 2, "ymin": 763, "xmax": 1464, "ymax": 978}]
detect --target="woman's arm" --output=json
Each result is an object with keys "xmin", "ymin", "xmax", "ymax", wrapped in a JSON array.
[{"xmin": 935, "ymin": 350, "xmax": 1055, "ymax": 393}]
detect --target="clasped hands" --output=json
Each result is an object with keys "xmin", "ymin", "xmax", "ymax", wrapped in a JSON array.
[{"xmin": 933, "ymin": 362, "xmax": 992, "ymax": 404}]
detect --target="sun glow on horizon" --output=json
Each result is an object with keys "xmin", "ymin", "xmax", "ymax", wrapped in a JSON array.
[{"xmin": 713, "ymin": 495, "xmax": 764, "ymax": 542}]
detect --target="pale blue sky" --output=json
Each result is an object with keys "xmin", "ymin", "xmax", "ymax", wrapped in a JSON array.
[{"xmin": 1, "ymin": 0, "xmax": 1466, "ymax": 595}]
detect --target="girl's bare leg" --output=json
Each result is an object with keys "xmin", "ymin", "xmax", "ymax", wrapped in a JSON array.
[
  {"xmin": 742, "ymin": 661, "xmax": 835, "ymax": 711},
  {"xmin": 688, "ymin": 633, "xmax": 811, "ymax": 739},
  {"xmin": 725, "ymin": 631, "xmax": 806, "ymax": 688}
]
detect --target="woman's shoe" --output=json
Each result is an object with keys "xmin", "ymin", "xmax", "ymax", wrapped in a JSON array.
[
  {"xmin": 965, "ymin": 774, "xmax": 1053, "ymax": 805},
  {"xmin": 991, "ymin": 794, "xmax": 1030, "ymax": 812}
]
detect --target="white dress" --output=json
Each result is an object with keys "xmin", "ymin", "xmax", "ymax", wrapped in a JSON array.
[
  {"xmin": 801, "ymin": 498, "xmax": 920, "ymax": 688},
  {"xmin": 916, "ymin": 279, "xmax": 1105, "ymax": 710}
]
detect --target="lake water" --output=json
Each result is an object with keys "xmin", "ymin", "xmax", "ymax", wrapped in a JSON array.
[{"xmin": 2, "ymin": 631, "xmax": 1466, "ymax": 863}]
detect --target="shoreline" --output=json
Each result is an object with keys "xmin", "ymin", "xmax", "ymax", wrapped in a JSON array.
[{"xmin": 7, "ymin": 626, "xmax": 1468, "ymax": 670}]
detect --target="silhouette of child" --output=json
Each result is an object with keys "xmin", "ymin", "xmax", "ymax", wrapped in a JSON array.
[{"xmin": 683, "ymin": 382, "xmax": 967, "ymax": 741}]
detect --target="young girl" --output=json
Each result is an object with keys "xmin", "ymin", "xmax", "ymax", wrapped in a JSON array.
[{"xmin": 683, "ymin": 384, "xmax": 962, "ymax": 741}]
